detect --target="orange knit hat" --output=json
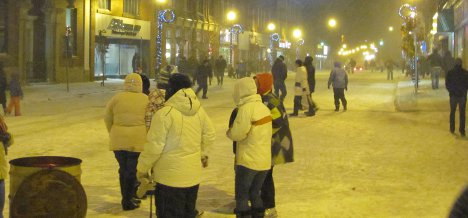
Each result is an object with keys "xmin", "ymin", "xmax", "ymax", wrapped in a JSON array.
[{"xmin": 255, "ymin": 73, "xmax": 273, "ymax": 95}]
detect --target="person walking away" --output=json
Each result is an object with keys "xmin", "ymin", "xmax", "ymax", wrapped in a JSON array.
[
  {"xmin": 0, "ymin": 63, "xmax": 7, "ymax": 113},
  {"xmin": 187, "ymin": 55, "xmax": 199, "ymax": 80},
  {"xmin": 271, "ymin": 56, "xmax": 288, "ymax": 101},
  {"xmin": 134, "ymin": 66, "xmax": 150, "ymax": 95},
  {"xmin": 445, "ymin": 58, "xmax": 468, "ymax": 136},
  {"xmin": 104, "ymin": 73, "xmax": 149, "ymax": 210},
  {"xmin": 6, "ymin": 73, "xmax": 23, "ymax": 116},
  {"xmin": 215, "ymin": 56, "xmax": 227, "ymax": 86},
  {"xmin": 370, "ymin": 60, "xmax": 376, "ymax": 72},
  {"xmin": 290, "ymin": 60, "xmax": 313, "ymax": 117},
  {"xmin": 349, "ymin": 58, "xmax": 357, "ymax": 74},
  {"xmin": 137, "ymin": 73, "xmax": 215, "ymax": 217},
  {"xmin": 443, "ymin": 50, "xmax": 455, "ymax": 76},
  {"xmin": 328, "ymin": 62, "xmax": 348, "ymax": 112},
  {"xmin": 254, "ymin": 73, "xmax": 294, "ymax": 217},
  {"xmin": 227, "ymin": 77, "xmax": 272, "ymax": 218},
  {"xmin": 194, "ymin": 60, "xmax": 212, "ymax": 99},
  {"xmin": 304, "ymin": 56, "xmax": 319, "ymax": 114},
  {"xmin": 385, "ymin": 59, "xmax": 395, "ymax": 80},
  {"xmin": 237, "ymin": 60, "xmax": 247, "ymax": 79},
  {"xmin": 428, "ymin": 48, "xmax": 443, "ymax": 89}
]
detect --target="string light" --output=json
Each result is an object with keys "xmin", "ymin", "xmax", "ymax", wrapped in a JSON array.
[
  {"xmin": 156, "ymin": 9, "xmax": 176, "ymax": 75},
  {"xmin": 271, "ymin": 33, "xmax": 280, "ymax": 42}
]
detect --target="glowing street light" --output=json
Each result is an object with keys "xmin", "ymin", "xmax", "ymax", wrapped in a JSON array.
[
  {"xmin": 155, "ymin": 0, "xmax": 166, "ymax": 3},
  {"xmin": 227, "ymin": 11, "xmax": 236, "ymax": 21},
  {"xmin": 267, "ymin": 23, "xmax": 276, "ymax": 31},
  {"xmin": 293, "ymin": 29, "xmax": 302, "ymax": 39},
  {"xmin": 389, "ymin": 26, "xmax": 394, "ymax": 32},
  {"xmin": 328, "ymin": 18, "xmax": 337, "ymax": 28}
]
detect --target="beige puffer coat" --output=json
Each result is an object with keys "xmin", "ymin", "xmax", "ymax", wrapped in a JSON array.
[{"xmin": 105, "ymin": 73, "xmax": 149, "ymax": 152}]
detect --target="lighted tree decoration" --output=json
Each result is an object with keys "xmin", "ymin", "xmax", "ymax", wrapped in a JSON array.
[{"xmin": 399, "ymin": 4, "xmax": 424, "ymax": 58}]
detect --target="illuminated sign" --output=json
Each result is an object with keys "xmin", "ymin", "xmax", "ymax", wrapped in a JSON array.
[
  {"xmin": 279, "ymin": 40, "xmax": 291, "ymax": 49},
  {"xmin": 107, "ymin": 19, "xmax": 141, "ymax": 36}
]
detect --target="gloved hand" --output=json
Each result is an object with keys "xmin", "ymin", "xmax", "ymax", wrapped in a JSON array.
[
  {"xmin": 201, "ymin": 155, "xmax": 209, "ymax": 168},
  {"xmin": 137, "ymin": 171, "xmax": 150, "ymax": 183}
]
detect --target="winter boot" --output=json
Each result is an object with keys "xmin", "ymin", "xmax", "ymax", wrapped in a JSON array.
[
  {"xmin": 264, "ymin": 208, "xmax": 278, "ymax": 218},
  {"xmin": 334, "ymin": 105, "xmax": 339, "ymax": 112},
  {"xmin": 235, "ymin": 209, "xmax": 252, "ymax": 218},
  {"xmin": 251, "ymin": 207, "xmax": 265, "ymax": 218},
  {"xmin": 343, "ymin": 104, "xmax": 347, "ymax": 111}
]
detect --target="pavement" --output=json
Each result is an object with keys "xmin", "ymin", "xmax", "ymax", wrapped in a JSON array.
[{"xmin": 394, "ymin": 76, "xmax": 449, "ymax": 112}]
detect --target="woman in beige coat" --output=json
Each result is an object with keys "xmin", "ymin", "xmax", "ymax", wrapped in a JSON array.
[{"xmin": 104, "ymin": 73, "xmax": 149, "ymax": 210}]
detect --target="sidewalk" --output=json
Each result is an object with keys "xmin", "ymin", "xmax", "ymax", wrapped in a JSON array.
[{"xmin": 395, "ymin": 78, "xmax": 449, "ymax": 112}]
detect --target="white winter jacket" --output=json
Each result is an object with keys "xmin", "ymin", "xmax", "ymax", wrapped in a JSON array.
[
  {"xmin": 295, "ymin": 66, "xmax": 309, "ymax": 96},
  {"xmin": 227, "ymin": 78, "xmax": 272, "ymax": 171},
  {"xmin": 137, "ymin": 88, "xmax": 215, "ymax": 188}
]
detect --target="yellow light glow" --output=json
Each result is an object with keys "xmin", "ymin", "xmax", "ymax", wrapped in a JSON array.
[
  {"xmin": 328, "ymin": 19, "xmax": 337, "ymax": 28},
  {"xmin": 155, "ymin": 0, "xmax": 166, "ymax": 3},
  {"xmin": 227, "ymin": 11, "xmax": 237, "ymax": 21},
  {"xmin": 342, "ymin": 44, "xmax": 347, "ymax": 49},
  {"xmin": 267, "ymin": 23, "xmax": 276, "ymax": 31},
  {"xmin": 389, "ymin": 26, "xmax": 394, "ymax": 32},
  {"xmin": 293, "ymin": 29, "xmax": 302, "ymax": 39}
]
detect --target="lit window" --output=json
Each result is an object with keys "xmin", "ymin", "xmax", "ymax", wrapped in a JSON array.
[
  {"xmin": 124, "ymin": 0, "xmax": 140, "ymax": 16},
  {"xmin": 98, "ymin": 0, "xmax": 111, "ymax": 10}
]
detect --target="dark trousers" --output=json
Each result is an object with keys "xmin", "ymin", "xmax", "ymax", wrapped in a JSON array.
[
  {"xmin": 431, "ymin": 67, "xmax": 441, "ymax": 89},
  {"xmin": 274, "ymin": 82, "xmax": 287, "ymax": 101},
  {"xmin": 387, "ymin": 69, "xmax": 393, "ymax": 80},
  {"xmin": 235, "ymin": 165, "xmax": 268, "ymax": 216},
  {"xmin": 216, "ymin": 71, "xmax": 224, "ymax": 85},
  {"xmin": 155, "ymin": 183, "xmax": 199, "ymax": 218},
  {"xmin": 114, "ymin": 151, "xmax": 140, "ymax": 202},
  {"xmin": 333, "ymin": 88, "xmax": 347, "ymax": 109},
  {"xmin": 450, "ymin": 96, "xmax": 466, "ymax": 134},
  {"xmin": 261, "ymin": 167, "xmax": 275, "ymax": 209},
  {"xmin": 195, "ymin": 83, "xmax": 208, "ymax": 98},
  {"xmin": 293, "ymin": 96, "xmax": 302, "ymax": 114}
]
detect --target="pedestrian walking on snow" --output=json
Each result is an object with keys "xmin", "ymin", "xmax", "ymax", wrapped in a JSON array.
[
  {"xmin": 304, "ymin": 56, "xmax": 319, "ymax": 114},
  {"xmin": 227, "ymin": 77, "xmax": 272, "ymax": 218},
  {"xmin": 137, "ymin": 73, "xmax": 215, "ymax": 217},
  {"xmin": 254, "ymin": 73, "xmax": 294, "ymax": 217},
  {"xmin": 328, "ymin": 62, "xmax": 348, "ymax": 112},
  {"xmin": 104, "ymin": 73, "xmax": 149, "ymax": 211},
  {"xmin": 271, "ymin": 56, "xmax": 288, "ymax": 101},
  {"xmin": 215, "ymin": 56, "xmax": 227, "ymax": 86},
  {"xmin": 445, "ymin": 58, "xmax": 468, "ymax": 136},
  {"xmin": 6, "ymin": 73, "xmax": 23, "ymax": 116},
  {"xmin": 194, "ymin": 60, "xmax": 213, "ymax": 99},
  {"xmin": 290, "ymin": 60, "xmax": 314, "ymax": 117}
]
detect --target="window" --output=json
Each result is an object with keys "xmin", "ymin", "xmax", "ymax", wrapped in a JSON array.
[
  {"xmin": 124, "ymin": 0, "xmax": 140, "ymax": 16},
  {"xmin": 98, "ymin": 0, "xmax": 111, "ymax": 10},
  {"xmin": 0, "ymin": 0, "xmax": 7, "ymax": 53}
]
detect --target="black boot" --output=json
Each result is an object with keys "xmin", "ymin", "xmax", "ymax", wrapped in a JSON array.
[
  {"xmin": 122, "ymin": 199, "xmax": 140, "ymax": 211},
  {"xmin": 251, "ymin": 207, "xmax": 265, "ymax": 218},
  {"xmin": 334, "ymin": 105, "xmax": 339, "ymax": 112},
  {"xmin": 343, "ymin": 104, "xmax": 347, "ymax": 111},
  {"xmin": 235, "ymin": 209, "xmax": 252, "ymax": 218}
]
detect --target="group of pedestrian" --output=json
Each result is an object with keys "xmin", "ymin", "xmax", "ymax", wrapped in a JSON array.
[{"xmin": 105, "ymin": 60, "xmax": 295, "ymax": 217}]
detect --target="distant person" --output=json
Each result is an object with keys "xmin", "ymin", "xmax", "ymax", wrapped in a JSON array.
[
  {"xmin": 215, "ymin": 55, "xmax": 227, "ymax": 86},
  {"xmin": 271, "ymin": 56, "xmax": 288, "ymax": 101},
  {"xmin": 385, "ymin": 59, "xmax": 396, "ymax": 80},
  {"xmin": 187, "ymin": 55, "xmax": 199, "ymax": 80},
  {"xmin": 145, "ymin": 73, "xmax": 169, "ymax": 131},
  {"xmin": 194, "ymin": 60, "xmax": 212, "ymax": 99},
  {"xmin": 137, "ymin": 73, "xmax": 215, "ymax": 218},
  {"xmin": 443, "ymin": 50, "xmax": 455, "ymax": 75},
  {"xmin": 236, "ymin": 60, "xmax": 247, "ymax": 79},
  {"xmin": 370, "ymin": 60, "xmax": 376, "ymax": 72},
  {"xmin": 0, "ymin": 63, "xmax": 7, "ymax": 113},
  {"xmin": 290, "ymin": 60, "xmax": 314, "ymax": 117},
  {"xmin": 304, "ymin": 56, "xmax": 318, "ymax": 114},
  {"xmin": 428, "ymin": 48, "xmax": 443, "ymax": 89},
  {"xmin": 328, "ymin": 62, "xmax": 348, "ymax": 112},
  {"xmin": 104, "ymin": 73, "xmax": 149, "ymax": 210},
  {"xmin": 254, "ymin": 73, "xmax": 294, "ymax": 217},
  {"xmin": 6, "ymin": 73, "xmax": 23, "ymax": 116},
  {"xmin": 134, "ymin": 66, "xmax": 150, "ymax": 95},
  {"xmin": 445, "ymin": 58, "xmax": 468, "ymax": 136},
  {"xmin": 228, "ymin": 65, "xmax": 235, "ymax": 78},
  {"xmin": 349, "ymin": 58, "xmax": 357, "ymax": 74},
  {"xmin": 227, "ymin": 77, "xmax": 272, "ymax": 218},
  {"xmin": 132, "ymin": 53, "xmax": 141, "ymax": 73}
]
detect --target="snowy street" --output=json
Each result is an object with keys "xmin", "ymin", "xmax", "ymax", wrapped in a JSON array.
[{"xmin": 3, "ymin": 70, "xmax": 468, "ymax": 218}]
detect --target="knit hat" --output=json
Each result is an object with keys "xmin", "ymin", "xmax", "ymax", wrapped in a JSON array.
[
  {"xmin": 255, "ymin": 73, "xmax": 273, "ymax": 95},
  {"xmin": 124, "ymin": 73, "xmax": 143, "ymax": 93},
  {"xmin": 165, "ymin": 73, "xmax": 193, "ymax": 100}
]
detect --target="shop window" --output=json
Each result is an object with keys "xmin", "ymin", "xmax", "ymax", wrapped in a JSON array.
[
  {"xmin": 0, "ymin": 0, "xmax": 7, "ymax": 53},
  {"xmin": 98, "ymin": 0, "xmax": 111, "ymax": 10},
  {"xmin": 124, "ymin": 0, "xmax": 140, "ymax": 16},
  {"xmin": 65, "ymin": 7, "xmax": 78, "ymax": 56}
]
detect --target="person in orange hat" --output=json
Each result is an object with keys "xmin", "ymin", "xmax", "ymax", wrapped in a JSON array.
[{"xmin": 254, "ymin": 73, "xmax": 294, "ymax": 217}]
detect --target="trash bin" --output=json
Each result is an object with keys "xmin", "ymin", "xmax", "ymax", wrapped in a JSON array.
[{"xmin": 9, "ymin": 156, "xmax": 87, "ymax": 218}]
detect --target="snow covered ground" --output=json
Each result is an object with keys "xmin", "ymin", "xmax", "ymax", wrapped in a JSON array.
[{"xmin": 2, "ymin": 70, "xmax": 468, "ymax": 218}]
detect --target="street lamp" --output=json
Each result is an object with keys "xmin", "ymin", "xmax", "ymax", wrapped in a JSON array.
[
  {"xmin": 328, "ymin": 18, "xmax": 337, "ymax": 28},
  {"xmin": 227, "ymin": 10, "xmax": 237, "ymax": 65},
  {"xmin": 267, "ymin": 23, "xmax": 276, "ymax": 31},
  {"xmin": 389, "ymin": 26, "xmax": 394, "ymax": 32},
  {"xmin": 267, "ymin": 22, "xmax": 279, "ymax": 64},
  {"xmin": 293, "ymin": 29, "xmax": 303, "ymax": 59},
  {"xmin": 155, "ymin": 1, "xmax": 175, "ymax": 79}
]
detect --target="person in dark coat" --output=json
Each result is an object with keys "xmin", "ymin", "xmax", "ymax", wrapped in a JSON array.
[
  {"xmin": 271, "ymin": 56, "xmax": 288, "ymax": 101},
  {"xmin": 428, "ymin": 48, "xmax": 443, "ymax": 89},
  {"xmin": 236, "ymin": 60, "xmax": 247, "ymax": 79},
  {"xmin": 304, "ymin": 56, "xmax": 318, "ymax": 114},
  {"xmin": 194, "ymin": 60, "xmax": 212, "ymax": 99},
  {"xmin": 0, "ymin": 63, "xmax": 7, "ymax": 113},
  {"xmin": 6, "ymin": 73, "xmax": 23, "ymax": 116},
  {"xmin": 445, "ymin": 58, "xmax": 468, "ymax": 136},
  {"xmin": 135, "ymin": 66, "xmax": 150, "ymax": 95},
  {"xmin": 187, "ymin": 55, "xmax": 199, "ymax": 80},
  {"xmin": 215, "ymin": 56, "xmax": 227, "ymax": 86}
]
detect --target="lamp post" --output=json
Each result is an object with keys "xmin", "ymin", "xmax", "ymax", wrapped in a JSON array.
[
  {"xmin": 293, "ymin": 29, "xmax": 302, "ymax": 59},
  {"xmin": 267, "ymin": 22, "xmax": 279, "ymax": 65},
  {"xmin": 227, "ymin": 11, "xmax": 236, "ymax": 65},
  {"xmin": 399, "ymin": 3, "xmax": 419, "ymax": 92}
]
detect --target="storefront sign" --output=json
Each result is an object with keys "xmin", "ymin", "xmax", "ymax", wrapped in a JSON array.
[
  {"xmin": 279, "ymin": 40, "xmax": 291, "ymax": 49},
  {"xmin": 107, "ymin": 19, "xmax": 141, "ymax": 36},
  {"xmin": 95, "ymin": 13, "xmax": 150, "ymax": 40}
]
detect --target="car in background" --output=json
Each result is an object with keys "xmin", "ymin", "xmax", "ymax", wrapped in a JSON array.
[{"xmin": 354, "ymin": 65, "xmax": 363, "ymax": 72}]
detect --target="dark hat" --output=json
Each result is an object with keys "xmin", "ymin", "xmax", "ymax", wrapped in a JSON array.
[
  {"xmin": 279, "ymin": 55, "xmax": 285, "ymax": 61},
  {"xmin": 165, "ymin": 73, "xmax": 192, "ymax": 100}
]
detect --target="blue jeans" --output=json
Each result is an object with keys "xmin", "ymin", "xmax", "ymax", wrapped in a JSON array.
[
  {"xmin": 235, "ymin": 165, "xmax": 268, "ymax": 214},
  {"xmin": 0, "ymin": 179, "xmax": 4, "ymax": 218},
  {"xmin": 114, "ymin": 151, "xmax": 140, "ymax": 202}
]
